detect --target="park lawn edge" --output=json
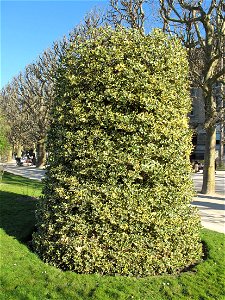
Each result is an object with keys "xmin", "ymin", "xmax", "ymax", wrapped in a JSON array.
[
  {"xmin": 0, "ymin": 172, "xmax": 225, "ymax": 299},
  {"xmin": 0, "ymin": 227, "xmax": 224, "ymax": 300}
]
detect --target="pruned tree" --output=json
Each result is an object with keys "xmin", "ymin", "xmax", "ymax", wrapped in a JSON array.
[
  {"xmin": 159, "ymin": 0, "xmax": 225, "ymax": 194},
  {"xmin": 19, "ymin": 51, "xmax": 60, "ymax": 167},
  {"xmin": 108, "ymin": 0, "xmax": 225, "ymax": 194},
  {"xmin": 108, "ymin": 0, "xmax": 147, "ymax": 32},
  {"xmin": 0, "ymin": 81, "xmax": 33, "ymax": 158},
  {"xmin": 0, "ymin": 109, "xmax": 10, "ymax": 161},
  {"xmin": 0, "ymin": 37, "xmax": 68, "ymax": 166},
  {"xmin": 30, "ymin": 12, "xmax": 104, "ymax": 166},
  {"xmin": 1, "ymin": 8, "xmax": 104, "ymax": 167},
  {"xmin": 33, "ymin": 27, "xmax": 202, "ymax": 276}
]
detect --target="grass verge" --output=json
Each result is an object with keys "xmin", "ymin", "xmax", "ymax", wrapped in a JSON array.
[{"xmin": 0, "ymin": 172, "xmax": 225, "ymax": 300}]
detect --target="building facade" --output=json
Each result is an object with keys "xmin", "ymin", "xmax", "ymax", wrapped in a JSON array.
[{"xmin": 189, "ymin": 87, "xmax": 224, "ymax": 161}]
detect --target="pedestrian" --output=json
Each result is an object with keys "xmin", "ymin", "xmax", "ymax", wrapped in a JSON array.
[
  {"xmin": 32, "ymin": 153, "xmax": 36, "ymax": 166},
  {"xmin": 194, "ymin": 161, "xmax": 199, "ymax": 173}
]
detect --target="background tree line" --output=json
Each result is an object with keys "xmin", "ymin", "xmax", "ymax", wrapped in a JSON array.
[
  {"xmin": 0, "ymin": 0, "xmax": 224, "ymax": 194},
  {"xmin": 0, "ymin": 11, "xmax": 100, "ymax": 167}
]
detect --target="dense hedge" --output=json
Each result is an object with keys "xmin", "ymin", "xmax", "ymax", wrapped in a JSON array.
[{"xmin": 33, "ymin": 28, "xmax": 202, "ymax": 276}]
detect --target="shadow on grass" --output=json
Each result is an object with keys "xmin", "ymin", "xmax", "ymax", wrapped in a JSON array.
[
  {"xmin": 0, "ymin": 190, "xmax": 37, "ymax": 243},
  {"xmin": 2, "ymin": 172, "xmax": 43, "ymax": 191}
]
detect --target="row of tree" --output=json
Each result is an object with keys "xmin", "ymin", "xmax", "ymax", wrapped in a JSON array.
[
  {"xmin": 0, "ymin": 10, "xmax": 103, "ymax": 167},
  {"xmin": 0, "ymin": 0, "xmax": 224, "ymax": 193},
  {"xmin": 0, "ymin": 37, "xmax": 66, "ymax": 166}
]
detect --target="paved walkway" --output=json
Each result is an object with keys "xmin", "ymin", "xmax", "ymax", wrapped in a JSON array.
[
  {"xmin": 2, "ymin": 162, "xmax": 225, "ymax": 234},
  {"xmin": 3, "ymin": 163, "xmax": 46, "ymax": 181},
  {"xmin": 192, "ymin": 171, "xmax": 225, "ymax": 234}
]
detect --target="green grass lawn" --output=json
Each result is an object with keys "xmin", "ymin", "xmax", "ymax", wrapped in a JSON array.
[{"xmin": 0, "ymin": 172, "xmax": 225, "ymax": 300}]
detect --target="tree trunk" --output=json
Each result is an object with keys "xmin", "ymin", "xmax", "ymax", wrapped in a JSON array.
[
  {"xmin": 219, "ymin": 119, "xmax": 224, "ymax": 167},
  {"xmin": 15, "ymin": 144, "xmax": 23, "ymax": 158},
  {"xmin": 219, "ymin": 49, "xmax": 224, "ymax": 167},
  {"xmin": 201, "ymin": 126, "xmax": 216, "ymax": 194},
  {"xmin": 7, "ymin": 148, "xmax": 13, "ymax": 162},
  {"xmin": 36, "ymin": 139, "xmax": 46, "ymax": 168}
]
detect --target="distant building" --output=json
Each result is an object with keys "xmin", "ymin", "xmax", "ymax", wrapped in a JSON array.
[{"xmin": 189, "ymin": 87, "xmax": 224, "ymax": 161}]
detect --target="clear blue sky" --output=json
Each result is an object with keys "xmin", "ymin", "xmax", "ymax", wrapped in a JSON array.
[{"xmin": 1, "ymin": 0, "xmax": 108, "ymax": 89}]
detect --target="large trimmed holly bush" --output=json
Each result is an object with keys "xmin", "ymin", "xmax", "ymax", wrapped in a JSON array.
[{"xmin": 33, "ymin": 28, "xmax": 202, "ymax": 276}]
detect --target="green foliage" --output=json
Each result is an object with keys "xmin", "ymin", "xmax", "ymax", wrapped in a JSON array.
[
  {"xmin": 33, "ymin": 27, "xmax": 202, "ymax": 276},
  {"xmin": 1, "ymin": 174, "xmax": 224, "ymax": 299},
  {"xmin": 0, "ymin": 113, "xmax": 10, "ymax": 158}
]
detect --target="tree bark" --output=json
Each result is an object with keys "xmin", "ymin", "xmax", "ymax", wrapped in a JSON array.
[
  {"xmin": 158, "ymin": 0, "xmax": 224, "ymax": 195},
  {"xmin": 36, "ymin": 139, "xmax": 46, "ymax": 168},
  {"xmin": 15, "ymin": 144, "xmax": 23, "ymax": 158},
  {"xmin": 201, "ymin": 89, "xmax": 217, "ymax": 194},
  {"xmin": 218, "ymin": 82, "xmax": 224, "ymax": 167},
  {"xmin": 7, "ymin": 148, "xmax": 13, "ymax": 162},
  {"xmin": 219, "ymin": 120, "xmax": 224, "ymax": 167},
  {"xmin": 201, "ymin": 126, "xmax": 216, "ymax": 194}
]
